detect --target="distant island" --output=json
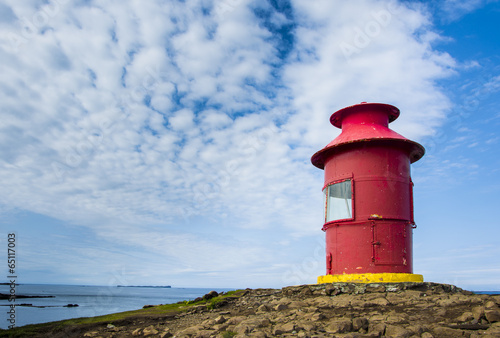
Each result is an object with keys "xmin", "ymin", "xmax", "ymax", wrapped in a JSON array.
[{"xmin": 117, "ymin": 285, "xmax": 171, "ymax": 288}]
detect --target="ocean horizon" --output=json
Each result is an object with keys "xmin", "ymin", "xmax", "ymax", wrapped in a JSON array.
[{"xmin": 0, "ymin": 283, "xmax": 234, "ymax": 329}]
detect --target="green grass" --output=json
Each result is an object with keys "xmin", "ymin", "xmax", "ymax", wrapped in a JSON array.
[{"xmin": 0, "ymin": 290, "xmax": 245, "ymax": 337}]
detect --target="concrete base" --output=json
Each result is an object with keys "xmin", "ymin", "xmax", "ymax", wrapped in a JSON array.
[{"xmin": 317, "ymin": 273, "xmax": 424, "ymax": 284}]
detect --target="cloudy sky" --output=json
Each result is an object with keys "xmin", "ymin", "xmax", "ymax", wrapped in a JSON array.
[{"xmin": 0, "ymin": 0, "xmax": 499, "ymax": 291}]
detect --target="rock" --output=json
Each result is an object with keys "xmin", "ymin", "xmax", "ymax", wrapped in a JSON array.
[
  {"xmin": 201, "ymin": 318, "xmax": 213, "ymax": 327},
  {"xmin": 406, "ymin": 325, "xmax": 426, "ymax": 336},
  {"xmin": 308, "ymin": 296, "xmax": 332, "ymax": 309},
  {"xmin": 457, "ymin": 311, "xmax": 474, "ymax": 322},
  {"xmin": 203, "ymin": 290, "xmax": 219, "ymax": 300},
  {"xmin": 432, "ymin": 326, "xmax": 468, "ymax": 337},
  {"xmin": 226, "ymin": 316, "xmax": 246, "ymax": 325},
  {"xmin": 282, "ymin": 285, "xmax": 311, "ymax": 296},
  {"xmin": 197, "ymin": 330, "xmax": 215, "ymax": 337},
  {"xmin": 331, "ymin": 294, "xmax": 352, "ymax": 307},
  {"xmin": 340, "ymin": 284, "xmax": 356, "ymax": 294},
  {"xmin": 421, "ymin": 332, "xmax": 434, "ymax": 338},
  {"xmin": 365, "ymin": 284, "xmax": 386, "ymax": 293},
  {"xmin": 212, "ymin": 323, "xmax": 229, "ymax": 332},
  {"xmin": 311, "ymin": 312, "xmax": 326, "ymax": 321},
  {"xmin": 214, "ymin": 315, "xmax": 227, "ymax": 324},
  {"xmin": 352, "ymin": 317, "xmax": 369, "ymax": 331},
  {"xmin": 368, "ymin": 323, "xmax": 386, "ymax": 336},
  {"xmin": 142, "ymin": 325, "xmax": 159, "ymax": 336},
  {"xmin": 176, "ymin": 325, "xmax": 204, "ymax": 337},
  {"xmin": 143, "ymin": 305, "xmax": 154, "ymax": 308},
  {"xmin": 325, "ymin": 284, "xmax": 341, "ymax": 296},
  {"xmin": 386, "ymin": 313, "xmax": 409, "ymax": 325},
  {"xmin": 402, "ymin": 289, "xmax": 424, "ymax": 299},
  {"xmin": 132, "ymin": 328, "xmax": 142, "ymax": 336},
  {"xmin": 369, "ymin": 314, "xmax": 386, "ymax": 322},
  {"xmin": 434, "ymin": 308, "xmax": 447, "ymax": 318},
  {"xmin": 273, "ymin": 322, "xmax": 295, "ymax": 335},
  {"xmin": 83, "ymin": 332, "xmax": 99, "ymax": 337},
  {"xmin": 299, "ymin": 287, "xmax": 313, "ymax": 296},
  {"xmin": 257, "ymin": 304, "xmax": 269, "ymax": 312},
  {"xmin": 472, "ymin": 306, "xmax": 485, "ymax": 321},
  {"xmin": 288, "ymin": 300, "xmax": 308, "ymax": 309},
  {"xmin": 247, "ymin": 330, "xmax": 267, "ymax": 338},
  {"xmin": 295, "ymin": 320, "xmax": 316, "ymax": 333},
  {"xmin": 275, "ymin": 297, "xmax": 292, "ymax": 306},
  {"xmin": 327, "ymin": 319, "xmax": 353, "ymax": 333},
  {"xmin": 485, "ymin": 300, "xmax": 498, "ymax": 309},
  {"xmin": 241, "ymin": 317, "xmax": 271, "ymax": 328},
  {"xmin": 160, "ymin": 328, "xmax": 173, "ymax": 338},
  {"xmin": 453, "ymin": 294, "xmax": 474, "ymax": 306},
  {"xmin": 486, "ymin": 322, "xmax": 500, "ymax": 336},
  {"xmin": 437, "ymin": 298, "xmax": 458, "ymax": 307},
  {"xmin": 274, "ymin": 303, "xmax": 288, "ymax": 311},
  {"xmin": 386, "ymin": 293, "xmax": 407, "ymax": 305},
  {"xmin": 233, "ymin": 323, "xmax": 252, "ymax": 335},
  {"xmin": 370, "ymin": 297, "xmax": 389, "ymax": 306},
  {"xmin": 485, "ymin": 309, "xmax": 500, "ymax": 323},
  {"xmin": 385, "ymin": 325, "xmax": 410, "ymax": 338}
]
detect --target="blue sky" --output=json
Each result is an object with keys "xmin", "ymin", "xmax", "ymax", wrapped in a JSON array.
[{"xmin": 0, "ymin": 0, "xmax": 499, "ymax": 291}]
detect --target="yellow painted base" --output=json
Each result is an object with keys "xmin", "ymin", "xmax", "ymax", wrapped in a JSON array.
[{"xmin": 317, "ymin": 273, "xmax": 424, "ymax": 284}]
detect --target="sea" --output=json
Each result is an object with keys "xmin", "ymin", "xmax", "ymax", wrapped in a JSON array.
[{"xmin": 0, "ymin": 284, "xmax": 233, "ymax": 329}]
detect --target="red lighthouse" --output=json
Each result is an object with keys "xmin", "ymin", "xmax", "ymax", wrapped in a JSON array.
[{"xmin": 312, "ymin": 102, "xmax": 424, "ymax": 283}]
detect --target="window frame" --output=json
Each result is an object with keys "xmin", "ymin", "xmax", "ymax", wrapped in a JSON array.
[
  {"xmin": 323, "ymin": 178, "xmax": 355, "ymax": 224},
  {"xmin": 409, "ymin": 178, "xmax": 415, "ymax": 224}
]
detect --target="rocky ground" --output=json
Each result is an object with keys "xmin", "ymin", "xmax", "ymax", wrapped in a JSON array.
[{"xmin": 4, "ymin": 282, "xmax": 500, "ymax": 337}]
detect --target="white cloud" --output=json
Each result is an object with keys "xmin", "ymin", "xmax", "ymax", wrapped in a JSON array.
[
  {"xmin": 439, "ymin": 0, "xmax": 499, "ymax": 21},
  {"xmin": 169, "ymin": 108, "xmax": 196, "ymax": 131},
  {"xmin": 283, "ymin": 0, "xmax": 455, "ymax": 146},
  {"xmin": 0, "ymin": 0, "xmax": 473, "ymax": 287}
]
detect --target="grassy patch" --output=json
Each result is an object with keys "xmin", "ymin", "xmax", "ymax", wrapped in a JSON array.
[{"xmin": 221, "ymin": 331, "xmax": 237, "ymax": 338}]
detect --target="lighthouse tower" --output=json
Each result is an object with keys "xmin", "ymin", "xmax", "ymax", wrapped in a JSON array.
[{"xmin": 311, "ymin": 102, "xmax": 424, "ymax": 283}]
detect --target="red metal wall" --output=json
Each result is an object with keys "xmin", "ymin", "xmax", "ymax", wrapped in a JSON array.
[{"xmin": 323, "ymin": 144, "xmax": 415, "ymax": 275}]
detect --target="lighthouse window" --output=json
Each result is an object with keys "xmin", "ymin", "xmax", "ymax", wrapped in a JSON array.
[{"xmin": 324, "ymin": 179, "xmax": 352, "ymax": 222}]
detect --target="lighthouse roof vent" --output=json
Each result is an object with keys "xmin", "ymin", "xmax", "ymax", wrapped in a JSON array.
[{"xmin": 311, "ymin": 102, "xmax": 425, "ymax": 169}]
